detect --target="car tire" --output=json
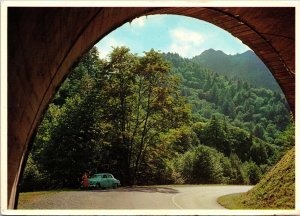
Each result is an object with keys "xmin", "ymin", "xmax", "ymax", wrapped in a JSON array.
[
  {"xmin": 96, "ymin": 183, "xmax": 101, "ymax": 189},
  {"xmin": 113, "ymin": 183, "xmax": 118, "ymax": 189}
]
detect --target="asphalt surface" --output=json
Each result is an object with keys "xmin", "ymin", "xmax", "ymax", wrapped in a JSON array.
[{"xmin": 18, "ymin": 185, "xmax": 253, "ymax": 209}]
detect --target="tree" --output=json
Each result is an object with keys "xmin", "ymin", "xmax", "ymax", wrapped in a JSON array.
[
  {"xmin": 129, "ymin": 49, "xmax": 191, "ymax": 184},
  {"xmin": 250, "ymin": 142, "xmax": 268, "ymax": 165},
  {"xmin": 21, "ymin": 155, "xmax": 48, "ymax": 191},
  {"xmin": 253, "ymin": 123, "xmax": 265, "ymax": 140},
  {"xmin": 229, "ymin": 153, "xmax": 246, "ymax": 184},
  {"xmin": 203, "ymin": 115, "xmax": 230, "ymax": 155},
  {"xmin": 98, "ymin": 47, "xmax": 191, "ymax": 185},
  {"xmin": 29, "ymin": 48, "xmax": 108, "ymax": 188},
  {"xmin": 275, "ymin": 118, "xmax": 295, "ymax": 156},
  {"xmin": 245, "ymin": 161, "xmax": 262, "ymax": 184},
  {"xmin": 174, "ymin": 145, "xmax": 224, "ymax": 184}
]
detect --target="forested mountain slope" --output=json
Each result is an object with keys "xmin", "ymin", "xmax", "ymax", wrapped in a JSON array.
[
  {"xmin": 191, "ymin": 49, "xmax": 279, "ymax": 91},
  {"xmin": 163, "ymin": 52, "xmax": 291, "ymax": 144}
]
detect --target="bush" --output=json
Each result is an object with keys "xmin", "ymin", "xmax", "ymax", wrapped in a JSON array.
[
  {"xmin": 245, "ymin": 161, "xmax": 262, "ymax": 184},
  {"xmin": 21, "ymin": 155, "xmax": 48, "ymax": 192},
  {"xmin": 171, "ymin": 145, "xmax": 225, "ymax": 184}
]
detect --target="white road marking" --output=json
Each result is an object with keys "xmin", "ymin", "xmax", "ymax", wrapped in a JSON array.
[{"xmin": 171, "ymin": 193, "xmax": 184, "ymax": 209}]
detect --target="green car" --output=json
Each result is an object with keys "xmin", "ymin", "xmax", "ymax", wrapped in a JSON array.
[{"xmin": 88, "ymin": 173, "xmax": 121, "ymax": 189}]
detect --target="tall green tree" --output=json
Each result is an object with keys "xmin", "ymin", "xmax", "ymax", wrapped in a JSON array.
[{"xmin": 89, "ymin": 47, "xmax": 191, "ymax": 185}]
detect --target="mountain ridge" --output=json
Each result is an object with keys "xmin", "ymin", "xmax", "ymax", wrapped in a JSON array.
[
  {"xmin": 165, "ymin": 49, "xmax": 280, "ymax": 91},
  {"xmin": 162, "ymin": 51, "xmax": 290, "ymax": 143},
  {"xmin": 192, "ymin": 49, "xmax": 280, "ymax": 91}
]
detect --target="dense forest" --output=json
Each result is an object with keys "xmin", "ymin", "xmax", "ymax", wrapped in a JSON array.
[
  {"xmin": 163, "ymin": 52, "xmax": 290, "ymax": 144},
  {"xmin": 21, "ymin": 47, "xmax": 294, "ymax": 192},
  {"xmin": 191, "ymin": 49, "xmax": 280, "ymax": 91}
]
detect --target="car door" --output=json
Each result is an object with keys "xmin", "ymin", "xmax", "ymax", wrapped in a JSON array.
[
  {"xmin": 102, "ymin": 174, "xmax": 108, "ymax": 188},
  {"xmin": 107, "ymin": 174, "xmax": 113, "ymax": 187}
]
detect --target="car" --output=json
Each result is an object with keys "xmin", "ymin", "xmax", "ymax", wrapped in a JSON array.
[{"xmin": 88, "ymin": 173, "xmax": 121, "ymax": 189}]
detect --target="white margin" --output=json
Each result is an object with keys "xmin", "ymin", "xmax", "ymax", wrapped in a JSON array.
[
  {"xmin": 1, "ymin": 0, "xmax": 8, "ymax": 214},
  {"xmin": 295, "ymin": 3, "xmax": 300, "ymax": 213},
  {"xmin": 2, "ymin": 209, "xmax": 300, "ymax": 215}
]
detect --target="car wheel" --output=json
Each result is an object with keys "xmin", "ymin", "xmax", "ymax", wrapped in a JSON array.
[
  {"xmin": 96, "ymin": 183, "xmax": 101, "ymax": 189},
  {"xmin": 113, "ymin": 183, "xmax": 118, "ymax": 189}
]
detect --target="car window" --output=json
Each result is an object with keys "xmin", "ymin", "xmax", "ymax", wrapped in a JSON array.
[
  {"xmin": 108, "ymin": 175, "xmax": 112, "ymax": 178},
  {"xmin": 103, "ymin": 175, "xmax": 107, "ymax": 178}
]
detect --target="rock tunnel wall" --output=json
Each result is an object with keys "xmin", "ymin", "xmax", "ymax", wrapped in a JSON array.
[{"xmin": 7, "ymin": 7, "xmax": 295, "ymax": 208}]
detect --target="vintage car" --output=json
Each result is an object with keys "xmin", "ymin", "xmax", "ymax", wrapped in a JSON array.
[{"xmin": 88, "ymin": 173, "xmax": 121, "ymax": 189}]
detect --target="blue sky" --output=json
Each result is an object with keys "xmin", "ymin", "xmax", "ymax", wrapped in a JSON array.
[{"xmin": 96, "ymin": 15, "xmax": 251, "ymax": 59}]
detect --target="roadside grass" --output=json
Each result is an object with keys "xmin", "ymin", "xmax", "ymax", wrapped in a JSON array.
[
  {"xmin": 218, "ymin": 147, "xmax": 295, "ymax": 210},
  {"xmin": 18, "ymin": 188, "xmax": 80, "ymax": 206},
  {"xmin": 217, "ymin": 193, "xmax": 246, "ymax": 209},
  {"xmin": 18, "ymin": 191, "xmax": 57, "ymax": 208}
]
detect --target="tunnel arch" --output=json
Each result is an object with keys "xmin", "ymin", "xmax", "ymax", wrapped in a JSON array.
[{"xmin": 8, "ymin": 7, "xmax": 294, "ymax": 208}]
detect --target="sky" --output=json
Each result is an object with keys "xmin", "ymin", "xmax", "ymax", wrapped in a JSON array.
[{"xmin": 96, "ymin": 15, "xmax": 251, "ymax": 59}]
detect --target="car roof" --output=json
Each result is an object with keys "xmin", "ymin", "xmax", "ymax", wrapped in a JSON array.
[{"xmin": 94, "ymin": 173, "xmax": 113, "ymax": 176}]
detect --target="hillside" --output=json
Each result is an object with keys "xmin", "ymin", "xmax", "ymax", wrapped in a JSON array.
[
  {"xmin": 192, "ymin": 49, "xmax": 280, "ymax": 91},
  {"xmin": 242, "ymin": 147, "xmax": 295, "ymax": 209},
  {"xmin": 163, "ymin": 52, "xmax": 291, "ymax": 143},
  {"xmin": 218, "ymin": 147, "xmax": 295, "ymax": 209}
]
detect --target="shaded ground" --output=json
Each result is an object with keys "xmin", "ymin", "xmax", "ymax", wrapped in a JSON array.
[{"xmin": 18, "ymin": 185, "xmax": 252, "ymax": 209}]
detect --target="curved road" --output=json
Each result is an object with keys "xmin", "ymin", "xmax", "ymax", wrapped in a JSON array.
[{"xmin": 18, "ymin": 185, "xmax": 252, "ymax": 209}]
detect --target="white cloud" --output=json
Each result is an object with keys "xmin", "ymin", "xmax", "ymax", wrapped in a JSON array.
[
  {"xmin": 130, "ymin": 16, "xmax": 146, "ymax": 27},
  {"xmin": 169, "ymin": 27, "xmax": 205, "ymax": 58},
  {"xmin": 170, "ymin": 28, "xmax": 204, "ymax": 45},
  {"xmin": 96, "ymin": 37, "xmax": 126, "ymax": 59}
]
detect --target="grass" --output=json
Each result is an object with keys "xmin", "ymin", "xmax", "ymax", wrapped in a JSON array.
[
  {"xmin": 218, "ymin": 147, "xmax": 295, "ymax": 210},
  {"xmin": 18, "ymin": 188, "xmax": 80, "ymax": 207},
  {"xmin": 217, "ymin": 193, "xmax": 247, "ymax": 209},
  {"xmin": 19, "ymin": 190, "xmax": 59, "ymax": 198},
  {"xmin": 18, "ymin": 191, "xmax": 57, "ymax": 207}
]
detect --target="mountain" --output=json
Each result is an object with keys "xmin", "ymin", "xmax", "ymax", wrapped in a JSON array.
[
  {"xmin": 192, "ymin": 49, "xmax": 280, "ymax": 91},
  {"xmin": 162, "ymin": 52, "xmax": 290, "ymax": 143}
]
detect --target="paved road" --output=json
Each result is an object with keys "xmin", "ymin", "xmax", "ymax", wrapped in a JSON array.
[{"xmin": 18, "ymin": 185, "xmax": 252, "ymax": 209}]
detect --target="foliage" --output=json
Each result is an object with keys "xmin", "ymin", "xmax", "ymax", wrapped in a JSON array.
[
  {"xmin": 241, "ymin": 147, "xmax": 295, "ymax": 209},
  {"xmin": 21, "ymin": 46, "xmax": 293, "ymax": 192},
  {"xmin": 244, "ymin": 161, "xmax": 262, "ymax": 184},
  {"xmin": 23, "ymin": 47, "xmax": 190, "ymax": 189},
  {"xmin": 274, "ymin": 117, "xmax": 295, "ymax": 156},
  {"xmin": 191, "ymin": 49, "xmax": 281, "ymax": 91},
  {"xmin": 174, "ymin": 145, "xmax": 224, "ymax": 184},
  {"xmin": 218, "ymin": 147, "xmax": 295, "ymax": 209},
  {"xmin": 21, "ymin": 155, "xmax": 49, "ymax": 192},
  {"xmin": 163, "ymin": 52, "xmax": 291, "ymax": 143}
]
